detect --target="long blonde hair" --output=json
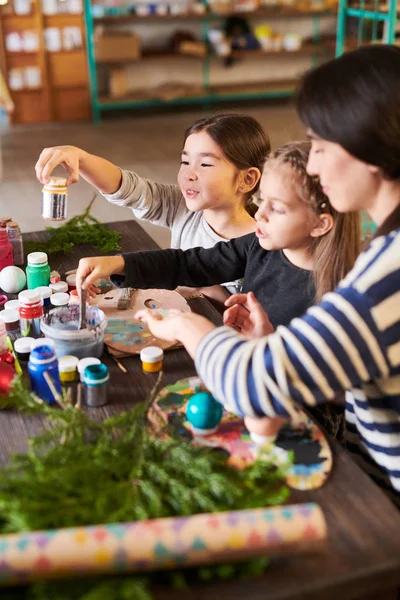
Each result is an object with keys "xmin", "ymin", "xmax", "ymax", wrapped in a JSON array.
[{"xmin": 266, "ymin": 141, "xmax": 361, "ymax": 302}]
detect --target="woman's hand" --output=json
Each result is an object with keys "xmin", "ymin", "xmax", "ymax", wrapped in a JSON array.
[
  {"xmin": 135, "ymin": 309, "xmax": 216, "ymax": 358},
  {"xmin": 76, "ymin": 256, "xmax": 125, "ymax": 298},
  {"xmin": 35, "ymin": 146, "xmax": 83, "ymax": 186},
  {"xmin": 223, "ymin": 291, "xmax": 274, "ymax": 337}
]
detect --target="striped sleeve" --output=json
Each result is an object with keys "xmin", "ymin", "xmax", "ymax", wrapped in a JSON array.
[{"xmin": 195, "ymin": 286, "xmax": 390, "ymax": 418}]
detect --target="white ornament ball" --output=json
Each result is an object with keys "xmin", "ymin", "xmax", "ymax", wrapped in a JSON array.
[{"xmin": 0, "ymin": 266, "xmax": 27, "ymax": 294}]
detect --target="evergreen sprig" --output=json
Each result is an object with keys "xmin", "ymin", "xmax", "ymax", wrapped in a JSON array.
[
  {"xmin": 0, "ymin": 376, "xmax": 291, "ymax": 599},
  {"xmin": 25, "ymin": 196, "xmax": 121, "ymax": 256}
]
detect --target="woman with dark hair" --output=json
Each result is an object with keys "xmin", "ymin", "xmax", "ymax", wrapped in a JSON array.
[{"xmin": 133, "ymin": 45, "xmax": 400, "ymax": 506}]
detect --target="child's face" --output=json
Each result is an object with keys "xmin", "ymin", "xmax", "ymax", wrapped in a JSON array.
[
  {"xmin": 255, "ymin": 165, "xmax": 317, "ymax": 252},
  {"xmin": 178, "ymin": 131, "xmax": 243, "ymax": 211}
]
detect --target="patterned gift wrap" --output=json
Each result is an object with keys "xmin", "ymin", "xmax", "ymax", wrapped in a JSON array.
[{"xmin": 0, "ymin": 503, "xmax": 326, "ymax": 585}]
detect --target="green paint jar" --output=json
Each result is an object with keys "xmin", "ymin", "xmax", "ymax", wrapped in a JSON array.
[{"xmin": 26, "ymin": 252, "xmax": 51, "ymax": 289}]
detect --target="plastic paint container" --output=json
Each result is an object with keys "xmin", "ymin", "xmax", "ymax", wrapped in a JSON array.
[
  {"xmin": 40, "ymin": 305, "xmax": 107, "ymax": 359},
  {"xmin": 50, "ymin": 281, "xmax": 68, "ymax": 294},
  {"xmin": 19, "ymin": 289, "xmax": 44, "ymax": 338},
  {"xmin": 14, "ymin": 336, "xmax": 34, "ymax": 362},
  {"xmin": 58, "ymin": 355, "xmax": 79, "ymax": 383},
  {"xmin": 36, "ymin": 286, "xmax": 52, "ymax": 313},
  {"xmin": 1, "ymin": 308, "xmax": 20, "ymax": 341},
  {"xmin": 140, "ymin": 346, "xmax": 164, "ymax": 373},
  {"xmin": 26, "ymin": 252, "xmax": 51, "ymax": 289},
  {"xmin": 66, "ymin": 273, "xmax": 76, "ymax": 291},
  {"xmin": 28, "ymin": 343, "xmax": 61, "ymax": 404},
  {"xmin": 50, "ymin": 292, "xmax": 70, "ymax": 307},
  {"xmin": 77, "ymin": 357, "xmax": 101, "ymax": 382}
]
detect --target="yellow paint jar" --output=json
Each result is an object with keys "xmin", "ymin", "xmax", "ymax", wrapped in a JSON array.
[
  {"xmin": 58, "ymin": 355, "xmax": 79, "ymax": 383},
  {"xmin": 140, "ymin": 346, "xmax": 164, "ymax": 373}
]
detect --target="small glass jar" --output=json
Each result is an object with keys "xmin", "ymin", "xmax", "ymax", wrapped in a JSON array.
[
  {"xmin": 140, "ymin": 346, "xmax": 164, "ymax": 373},
  {"xmin": 26, "ymin": 252, "xmax": 51, "ymax": 289},
  {"xmin": 58, "ymin": 354, "xmax": 79, "ymax": 383},
  {"xmin": 42, "ymin": 177, "xmax": 68, "ymax": 221},
  {"xmin": 50, "ymin": 292, "xmax": 70, "ymax": 307}
]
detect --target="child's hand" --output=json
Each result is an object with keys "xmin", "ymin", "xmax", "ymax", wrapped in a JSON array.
[
  {"xmin": 223, "ymin": 291, "xmax": 274, "ymax": 338},
  {"xmin": 35, "ymin": 145, "xmax": 82, "ymax": 185},
  {"xmin": 77, "ymin": 256, "xmax": 125, "ymax": 297},
  {"xmin": 135, "ymin": 308, "xmax": 183, "ymax": 343}
]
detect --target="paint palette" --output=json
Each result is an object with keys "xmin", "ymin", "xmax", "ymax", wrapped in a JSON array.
[
  {"xmin": 96, "ymin": 288, "xmax": 191, "ymax": 356},
  {"xmin": 149, "ymin": 377, "xmax": 333, "ymax": 491}
]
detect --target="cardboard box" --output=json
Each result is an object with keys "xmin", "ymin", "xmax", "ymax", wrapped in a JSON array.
[{"xmin": 95, "ymin": 34, "xmax": 141, "ymax": 63}]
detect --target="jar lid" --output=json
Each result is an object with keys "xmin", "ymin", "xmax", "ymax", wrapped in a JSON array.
[
  {"xmin": 140, "ymin": 346, "xmax": 164, "ymax": 363},
  {"xmin": 27, "ymin": 251, "xmax": 48, "ymax": 266},
  {"xmin": 83, "ymin": 363, "xmax": 109, "ymax": 385},
  {"xmin": 14, "ymin": 336, "xmax": 34, "ymax": 354},
  {"xmin": 66, "ymin": 273, "xmax": 76, "ymax": 285},
  {"xmin": 50, "ymin": 281, "xmax": 68, "ymax": 294},
  {"xmin": 47, "ymin": 177, "xmax": 67, "ymax": 187},
  {"xmin": 1, "ymin": 309, "xmax": 19, "ymax": 323},
  {"xmin": 50, "ymin": 292, "xmax": 70, "ymax": 306},
  {"xmin": 4, "ymin": 299, "xmax": 19, "ymax": 311},
  {"xmin": 77, "ymin": 357, "xmax": 101, "ymax": 381},
  {"xmin": 59, "ymin": 355, "xmax": 79, "ymax": 373},
  {"xmin": 19, "ymin": 289, "xmax": 41, "ymax": 305},
  {"xmin": 36, "ymin": 286, "xmax": 52, "ymax": 299}
]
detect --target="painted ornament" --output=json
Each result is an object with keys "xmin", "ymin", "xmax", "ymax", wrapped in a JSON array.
[
  {"xmin": 186, "ymin": 391, "xmax": 223, "ymax": 435},
  {"xmin": 0, "ymin": 266, "xmax": 26, "ymax": 294},
  {"xmin": 0, "ymin": 362, "xmax": 15, "ymax": 395}
]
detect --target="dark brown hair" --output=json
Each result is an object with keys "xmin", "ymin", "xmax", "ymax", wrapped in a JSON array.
[
  {"xmin": 184, "ymin": 114, "xmax": 271, "ymax": 206},
  {"xmin": 296, "ymin": 45, "xmax": 400, "ymax": 180},
  {"xmin": 266, "ymin": 141, "xmax": 361, "ymax": 301}
]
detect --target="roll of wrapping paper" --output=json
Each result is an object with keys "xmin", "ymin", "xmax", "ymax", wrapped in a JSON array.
[{"xmin": 0, "ymin": 503, "xmax": 326, "ymax": 585}]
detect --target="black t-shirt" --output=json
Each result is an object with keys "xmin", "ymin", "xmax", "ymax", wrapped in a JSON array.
[{"xmin": 120, "ymin": 233, "xmax": 315, "ymax": 328}]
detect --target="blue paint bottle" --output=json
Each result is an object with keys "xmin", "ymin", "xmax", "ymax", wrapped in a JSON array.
[{"xmin": 28, "ymin": 341, "xmax": 62, "ymax": 404}]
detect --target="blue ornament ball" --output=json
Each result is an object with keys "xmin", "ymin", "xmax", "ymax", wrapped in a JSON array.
[{"xmin": 186, "ymin": 391, "xmax": 223, "ymax": 434}]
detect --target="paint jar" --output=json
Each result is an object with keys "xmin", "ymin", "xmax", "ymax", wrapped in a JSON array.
[
  {"xmin": 42, "ymin": 177, "xmax": 68, "ymax": 221},
  {"xmin": 50, "ymin": 292, "xmax": 70, "ymax": 308},
  {"xmin": 36, "ymin": 286, "xmax": 52, "ymax": 313},
  {"xmin": 14, "ymin": 336, "xmax": 34, "ymax": 362},
  {"xmin": 19, "ymin": 289, "xmax": 44, "ymax": 338},
  {"xmin": 4, "ymin": 299, "xmax": 19, "ymax": 311},
  {"xmin": 66, "ymin": 273, "xmax": 76, "ymax": 291},
  {"xmin": 140, "ymin": 346, "xmax": 164, "ymax": 373},
  {"xmin": 28, "ymin": 342, "xmax": 61, "ymax": 404},
  {"xmin": 40, "ymin": 305, "xmax": 107, "ymax": 359},
  {"xmin": 1, "ymin": 309, "xmax": 20, "ymax": 342},
  {"xmin": 0, "ymin": 227, "xmax": 14, "ymax": 272},
  {"xmin": 77, "ymin": 357, "xmax": 101, "ymax": 382},
  {"xmin": 50, "ymin": 281, "xmax": 68, "ymax": 294},
  {"xmin": 83, "ymin": 363, "xmax": 109, "ymax": 407},
  {"xmin": 58, "ymin": 354, "xmax": 79, "ymax": 383},
  {"xmin": 6, "ymin": 222, "xmax": 24, "ymax": 266},
  {"xmin": 26, "ymin": 252, "xmax": 51, "ymax": 289}
]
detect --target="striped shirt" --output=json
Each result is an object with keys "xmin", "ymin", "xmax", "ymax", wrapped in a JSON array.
[{"xmin": 195, "ymin": 229, "xmax": 400, "ymax": 505}]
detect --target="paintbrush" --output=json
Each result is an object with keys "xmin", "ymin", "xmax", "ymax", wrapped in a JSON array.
[
  {"xmin": 117, "ymin": 287, "xmax": 131, "ymax": 310},
  {"xmin": 78, "ymin": 287, "xmax": 87, "ymax": 330},
  {"xmin": 104, "ymin": 344, "xmax": 128, "ymax": 374}
]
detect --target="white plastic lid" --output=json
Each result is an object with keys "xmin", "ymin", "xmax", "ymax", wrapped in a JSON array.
[
  {"xmin": 50, "ymin": 292, "xmax": 70, "ymax": 306},
  {"xmin": 50, "ymin": 281, "xmax": 68, "ymax": 294},
  {"xmin": 27, "ymin": 252, "xmax": 48, "ymax": 266},
  {"xmin": 1, "ymin": 309, "xmax": 19, "ymax": 323},
  {"xmin": 0, "ymin": 317, "xmax": 5, "ymax": 333},
  {"xmin": 140, "ymin": 346, "xmax": 164, "ymax": 363},
  {"xmin": 36, "ymin": 286, "xmax": 52, "ymax": 299},
  {"xmin": 59, "ymin": 355, "xmax": 79, "ymax": 373},
  {"xmin": 77, "ymin": 357, "xmax": 101, "ymax": 381},
  {"xmin": 14, "ymin": 336, "xmax": 35, "ymax": 354},
  {"xmin": 31, "ymin": 337, "xmax": 56, "ymax": 349},
  {"xmin": 19, "ymin": 289, "xmax": 41, "ymax": 305},
  {"xmin": 4, "ymin": 299, "xmax": 19, "ymax": 311},
  {"xmin": 66, "ymin": 274, "xmax": 76, "ymax": 286}
]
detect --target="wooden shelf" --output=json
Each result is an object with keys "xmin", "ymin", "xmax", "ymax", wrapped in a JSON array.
[
  {"xmin": 230, "ymin": 42, "xmax": 333, "ymax": 59},
  {"xmin": 10, "ymin": 86, "xmax": 43, "ymax": 92},
  {"xmin": 94, "ymin": 8, "xmax": 336, "ymax": 23}
]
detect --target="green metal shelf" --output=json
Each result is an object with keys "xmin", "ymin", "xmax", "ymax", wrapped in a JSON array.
[{"xmin": 84, "ymin": 0, "xmax": 336, "ymax": 123}]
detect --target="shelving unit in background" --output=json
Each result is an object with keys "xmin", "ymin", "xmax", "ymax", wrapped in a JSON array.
[
  {"xmin": 84, "ymin": 3, "xmax": 338, "ymax": 123},
  {"xmin": 0, "ymin": 0, "xmax": 90, "ymax": 123}
]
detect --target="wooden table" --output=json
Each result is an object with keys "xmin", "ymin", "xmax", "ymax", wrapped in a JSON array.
[{"xmin": 1, "ymin": 220, "xmax": 399, "ymax": 600}]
